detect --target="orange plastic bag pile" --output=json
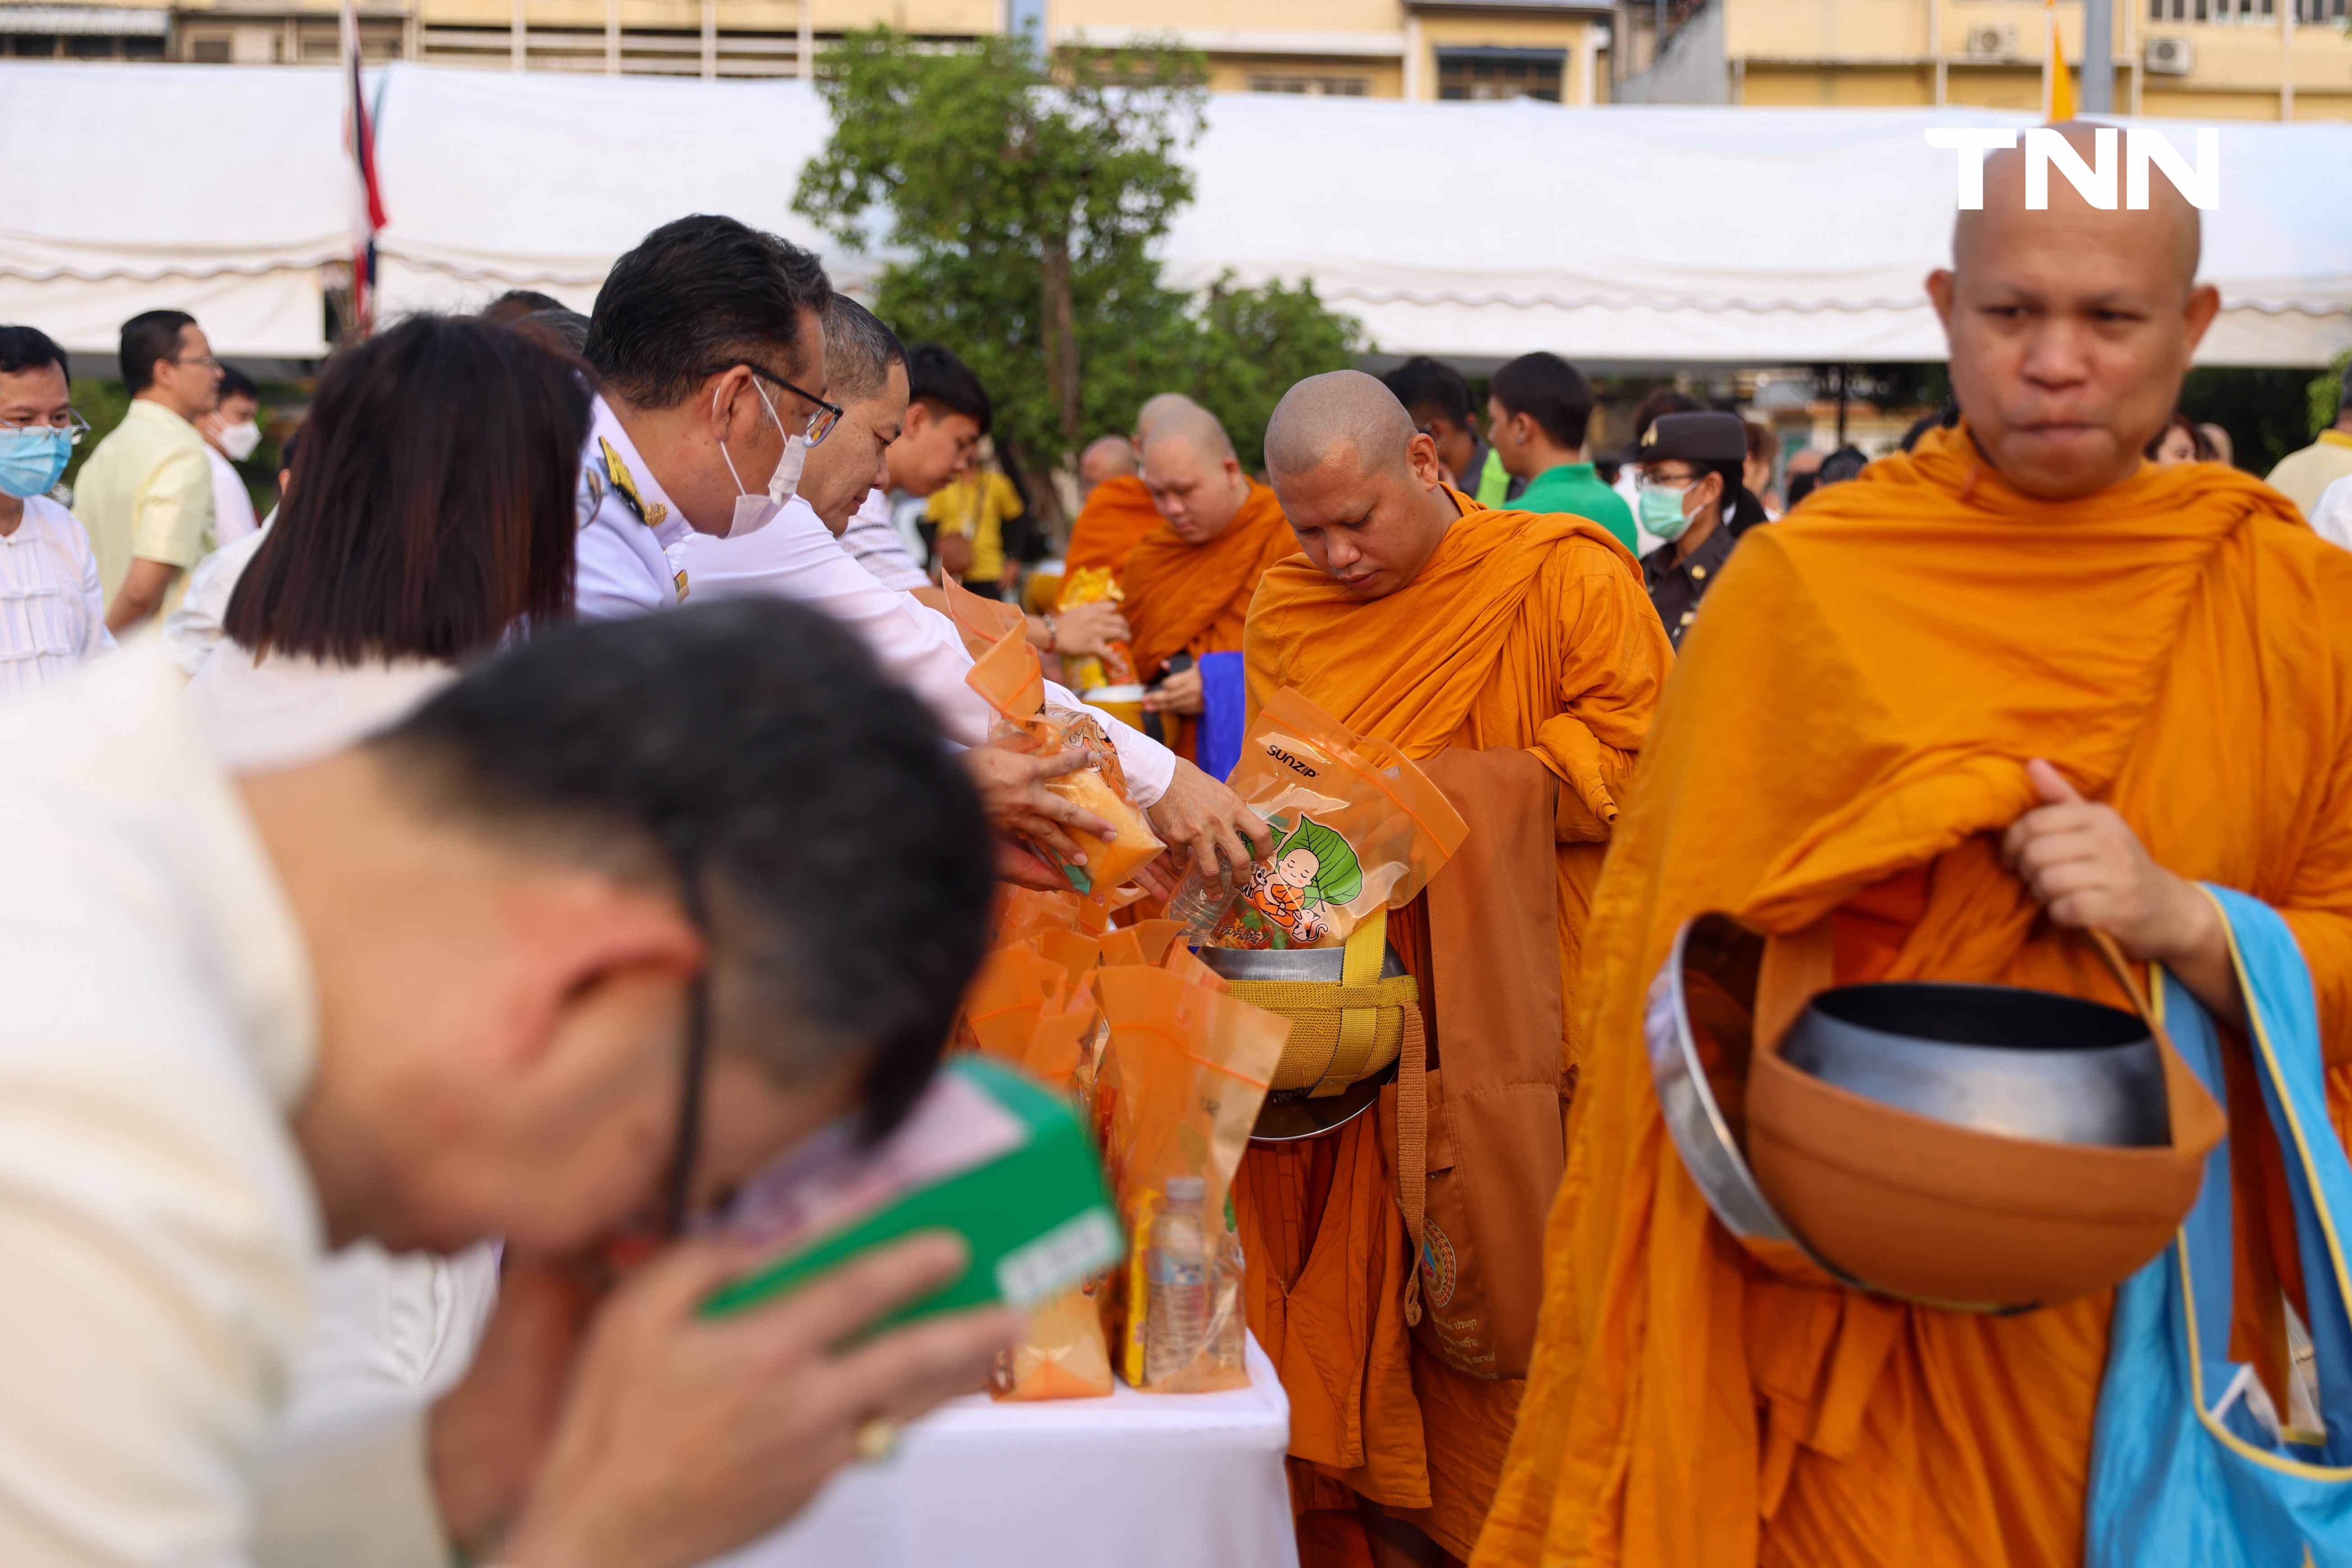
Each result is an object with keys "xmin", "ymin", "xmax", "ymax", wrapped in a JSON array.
[
  {"xmin": 1175, "ymin": 688, "xmax": 1468, "ymax": 950},
  {"xmin": 1097, "ymin": 959, "xmax": 1290, "ymax": 1394},
  {"xmin": 967, "ymin": 624, "xmax": 1165, "ymax": 898}
]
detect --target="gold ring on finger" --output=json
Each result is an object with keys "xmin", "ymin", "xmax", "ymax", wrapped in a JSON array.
[{"xmin": 853, "ymin": 1414, "xmax": 902, "ymax": 1464}]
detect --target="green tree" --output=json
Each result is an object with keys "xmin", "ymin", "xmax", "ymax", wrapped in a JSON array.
[
  {"xmin": 2312, "ymin": 350, "xmax": 2351, "ymax": 440},
  {"xmin": 797, "ymin": 27, "xmax": 1366, "ymax": 520}
]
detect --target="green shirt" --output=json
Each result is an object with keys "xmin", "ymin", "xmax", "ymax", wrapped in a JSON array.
[{"xmin": 1512, "ymin": 462, "xmax": 1636, "ymax": 553}]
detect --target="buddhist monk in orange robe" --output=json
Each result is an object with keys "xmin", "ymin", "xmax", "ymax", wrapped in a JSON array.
[
  {"xmin": 1127, "ymin": 405, "xmax": 1298, "ymax": 762},
  {"xmin": 1239, "ymin": 370, "xmax": 1672, "ymax": 1567},
  {"xmin": 1065, "ymin": 394, "xmax": 1199, "ymax": 575},
  {"xmin": 1473, "ymin": 126, "xmax": 2352, "ymax": 1568}
]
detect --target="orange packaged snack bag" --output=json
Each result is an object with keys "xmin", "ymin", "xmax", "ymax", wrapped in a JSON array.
[
  {"xmin": 1096, "ymin": 966, "xmax": 1289, "ymax": 1394},
  {"xmin": 1173, "ymin": 688, "xmax": 1467, "ymax": 950},
  {"xmin": 1050, "ymin": 565, "xmax": 1137, "ymax": 693},
  {"xmin": 967, "ymin": 626, "xmax": 1165, "ymax": 898}
]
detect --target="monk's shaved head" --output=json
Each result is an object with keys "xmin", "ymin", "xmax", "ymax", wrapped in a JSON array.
[
  {"xmin": 1957, "ymin": 123, "xmax": 2202, "ymax": 292},
  {"xmin": 1264, "ymin": 371, "xmax": 1456, "ymax": 599},
  {"xmin": 1926, "ymin": 119, "xmax": 2221, "ymax": 501},
  {"xmin": 1078, "ymin": 434, "xmax": 1136, "ymax": 486},
  {"xmin": 1142, "ymin": 404, "xmax": 1248, "ymax": 545},
  {"xmin": 1133, "ymin": 392, "xmax": 1198, "ymax": 446},
  {"xmin": 1265, "ymin": 371, "xmax": 1417, "ymax": 484}
]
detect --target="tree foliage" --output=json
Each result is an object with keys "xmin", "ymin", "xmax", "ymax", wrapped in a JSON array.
[{"xmin": 795, "ymin": 28, "xmax": 1366, "ymax": 514}]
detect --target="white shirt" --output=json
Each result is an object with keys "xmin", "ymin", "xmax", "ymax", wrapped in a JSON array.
[
  {"xmin": 839, "ymin": 486, "xmax": 931, "ymax": 590},
  {"xmin": 681, "ymin": 495, "xmax": 1175, "ymax": 806},
  {"xmin": 0, "ymin": 494, "xmax": 114, "ymax": 697},
  {"xmin": 165, "ymin": 525, "xmax": 271, "ymax": 678},
  {"xmin": 574, "ymin": 395, "xmax": 696, "ymax": 622},
  {"xmin": 0, "ymin": 639, "xmax": 321, "ymax": 1566},
  {"xmin": 2311, "ymin": 475, "xmax": 2352, "ymax": 553},
  {"xmin": 206, "ymin": 445, "xmax": 262, "ymax": 548},
  {"xmin": 185, "ymin": 648, "xmax": 500, "ymax": 1568}
]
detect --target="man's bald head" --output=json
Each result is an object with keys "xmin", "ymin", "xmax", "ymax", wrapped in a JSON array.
[
  {"xmin": 1927, "ymin": 120, "xmax": 2220, "ymax": 500},
  {"xmin": 1133, "ymin": 392, "xmax": 1198, "ymax": 447},
  {"xmin": 1078, "ymin": 434, "xmax": 1136, "ymax": 494},
  {"xmin": 1141, "ymin": 405, "xmax": 1248, "ymax": 545},
  {"xmin": 1265, "ymin": 371, "xmax": 1417, "ymax": 485},
  {"xmin": 1263, "ymin": 371, "xmax": 1456, "ymax": 599}
]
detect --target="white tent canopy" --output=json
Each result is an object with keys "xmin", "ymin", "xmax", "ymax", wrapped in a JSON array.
[{"xmin": 5, "ymin": 61, "xmax": 2348, "ymax": 367}]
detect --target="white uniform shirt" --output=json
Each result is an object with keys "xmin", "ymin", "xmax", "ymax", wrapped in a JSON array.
[
  {"xmin": 0, "ymin": 494, "xmax": 113, "ymax": 697},
  {"xmin": 574, "ymin": 395, "xmax": 696, "ymax": 622},
  {"xmin": 839, "ymin": 486, "xmax": 931, "ymax": 590},
  {"xmin": 682, "ymin": 495, "xmax": 1176, "ymax": 806},
  {"xmin": 2311, "ymin": 475, "xmax": 2352, "ymax": 554},
  {"xmin": 164, "ymin": 525, "xmax": 270, "ymax": 678},
  {"xmin": 0, "ymin": 640, "xmax": 322, "ymax": 1566},
  {"xmin": 205, "ymin": 445, "xmax": 262, "ymax": 548}
]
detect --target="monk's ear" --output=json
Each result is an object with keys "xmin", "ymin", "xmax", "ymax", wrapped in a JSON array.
[
  {"xmin": 2181, "ymin": 283, "xmax": 2221, "ymax": 357},
  {"xmin": 1406, "ymin": 431, "xmax": 1446, "ymax": 490},
  {"xmin": 1926, "ymin": 269, "xmax": 1958, "ymax": 332}
]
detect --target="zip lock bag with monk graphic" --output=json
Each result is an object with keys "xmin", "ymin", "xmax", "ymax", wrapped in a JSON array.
[{"xmin": 1177, "ymin": 688, "xmax": 1467, "ymax": 950}]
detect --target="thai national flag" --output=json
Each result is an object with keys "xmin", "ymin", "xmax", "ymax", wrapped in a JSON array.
[{"xmin": 340, "ymin": 0, "xmax": 389, "ymax": 335}]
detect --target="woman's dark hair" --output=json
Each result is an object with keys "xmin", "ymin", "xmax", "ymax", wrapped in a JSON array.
[
  {"xmin": 2145, "ymin": 409, "xmax": 2213, "ymax": 462},
  {"xmin": 225, "ymin": 314, "xmax": 589, "ymax": 665}
]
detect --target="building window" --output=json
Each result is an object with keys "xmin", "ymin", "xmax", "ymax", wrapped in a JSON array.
[
  {"xmin": 1436, "ymin": 47, "xmax": 1564, "ymax": 102},
  {"xmin": 1246, "ymin": 73, "xmax": 1369, "ymax": 96},
  {"xmin": 2152, "ymin": 0, "xmax": 2292, "ymax": 18},
  {"xmin": 189, "ymin": 36, "xmax": 230, "ymax": 61},
  {"xmin": 2298, "ymin": 0, "xmax": 2346, "ymax": 18}
]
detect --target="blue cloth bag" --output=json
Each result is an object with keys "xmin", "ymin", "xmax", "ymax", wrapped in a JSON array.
[
  {"xmin": 2087, "ymin": 886, "xmax": 2352, "ymax": 1566},
  {"xmin": 1195, "ymin": 650, "xmax": 1247, "ymax": 783}
]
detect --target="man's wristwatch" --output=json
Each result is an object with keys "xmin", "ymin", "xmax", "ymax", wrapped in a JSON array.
[{"xmin": 1041, "ymin": 614, "xmax": 1059, "ymax": 652}]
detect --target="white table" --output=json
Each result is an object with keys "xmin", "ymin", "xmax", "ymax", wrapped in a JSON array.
[{"xmin": 715, "ymin": 1334, "xmax": 1298, "ymax": 1568}]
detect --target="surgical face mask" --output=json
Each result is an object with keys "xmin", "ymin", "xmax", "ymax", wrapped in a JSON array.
[
  {"xmin": 1638, "ymin": 479, "xmax": 1694, "ymax": 543},
  {"xmin": 216, "ymin": 419, "xmax": 262, "ymax": 462},
  {"xmin": 715, "ymin": 379, "xmax": 804, "ymax": 539},
  {"xmin": 0, "ymin": 426, "xmax": 72, "ymax": 500}
]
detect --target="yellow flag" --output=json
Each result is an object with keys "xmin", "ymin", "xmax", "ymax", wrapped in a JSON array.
[{"xmin": 2046, "ymin": 0, "xmax": 2078, "ymax": 120}]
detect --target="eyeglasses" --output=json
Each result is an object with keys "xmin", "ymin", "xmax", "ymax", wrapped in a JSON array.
[
  {"xmin": 732, "ymin": 362, "xmax": 843, "ymax": 449},
  {"xmin": 0, "ymin": 410, "xmax": 92, "ymax": 445},
  {"xmin": 659, "ymin": 831, "xmax": 715, "ymax": 1238},
  {"xmin": 1636, "ymin": 469, "xmax": 1705, "ymax": 492},
  {"xmin": 173, "ymin": 353, "xmax": 221, "ymax": 371}
]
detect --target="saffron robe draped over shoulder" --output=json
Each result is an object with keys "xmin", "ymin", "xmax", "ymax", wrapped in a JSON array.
[
  {"xmin": 1064, "ymin": 474, "xmax": 1165, "ymax": 576},
  {"xmin": 1471, "ymin": 428, "xmax": 2352, "ymax": 1568},
  {"xmin": 1120, "ymin": 482, "xmax": 1298, "ymax": 761},
  {"xmin": 1239, "ymin": 494, "xmax": 1671, "ymax": 1562}
]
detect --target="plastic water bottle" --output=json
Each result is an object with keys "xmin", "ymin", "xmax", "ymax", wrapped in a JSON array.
[
  {"xmin": 1164, "ymin": 866, "xmax": 1239, "ymax": 943},
  {"xmin": 1145, "ymin": 1176, "xmax": 1212, "ymax": 1385}
]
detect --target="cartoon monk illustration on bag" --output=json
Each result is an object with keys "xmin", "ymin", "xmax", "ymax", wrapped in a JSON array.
[{"xmin": 1228, "ymin": 816, "xmax": 1362, "ymax": 949}]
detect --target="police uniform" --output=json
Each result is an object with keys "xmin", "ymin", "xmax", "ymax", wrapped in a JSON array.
[
  {"xmin": 575, "ymin": 395, "xmax": 697, "ymax": 623},
  {"xmin": 1634, "ymin": 411, "xmax": 1753, "ymax": 651}
]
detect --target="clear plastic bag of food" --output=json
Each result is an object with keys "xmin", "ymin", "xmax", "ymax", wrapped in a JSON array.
[
  {"xmin": 1051, "ymin": 564, "xmax": 1137, "ymax": 693},
  {"xmin": 967, "ymin": 625, "xmax": 1165, "ymax": 897},
  {"xmin": 1172, "ymin": 688, "xmax": 1468, "ymax": 950},
  {"xmin": 1096, "ymin": 964, "xmax": 1290, "ymax": 1393}
]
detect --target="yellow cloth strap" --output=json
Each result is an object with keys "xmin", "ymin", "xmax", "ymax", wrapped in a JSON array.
[
  {"xmin": 1220, "ymin": 910, "xmax": 1420, "ymax": 1097},
  {"xmin": 1326, "ymin": 911, "xmax": 1390, "ymax": 1097}
]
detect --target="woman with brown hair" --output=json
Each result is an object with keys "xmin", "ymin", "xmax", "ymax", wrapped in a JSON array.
[{"xmin": 189, "ymin": 312, "xmax": 586, "ymax": 767}]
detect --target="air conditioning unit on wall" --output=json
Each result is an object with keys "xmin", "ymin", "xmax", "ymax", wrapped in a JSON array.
[
  {"xmin": 2144, "ymin": 35, "xmax": 2196, "ymax": 73},
  {"xmin": 1964, "ymin": 24, "xmax": 2019, "ymax": 60}
]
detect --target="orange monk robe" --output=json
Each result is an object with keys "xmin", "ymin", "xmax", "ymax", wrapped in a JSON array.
[
  {"xmin": 1238, "ymin": 493, "xmax": 1672, "ymax": 1563},
  {"xmin": 1120, "ymin": 480, "xmax": 1298, "ymax": 762},
  {"xmin": 1064, "ymin": 474, "xmax": 1165, "ymax": 575},
  {"xmin": 1472, "ymin": 425, "xmax": 2352, "ymax": 1568}
]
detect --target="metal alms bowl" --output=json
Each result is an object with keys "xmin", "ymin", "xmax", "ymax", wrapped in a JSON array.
[
  {"xmin": 1781, "ymin": 981, "xmax": 2169, "ymax": 1148},
  {"xmin": 1195, "ymin": 942, "xmax": 1409, "ymax": 1143}
]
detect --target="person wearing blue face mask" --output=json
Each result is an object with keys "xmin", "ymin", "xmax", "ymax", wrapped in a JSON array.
[
  {"xmin": 0, "ymin": 326, "xmax": 112, "ymax": 695},
  {"xmin": 1634, "ymin": 410, "xmax": 1769, "ymax": 651}
]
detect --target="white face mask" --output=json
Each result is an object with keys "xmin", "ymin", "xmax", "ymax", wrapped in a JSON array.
[
  {"xmin": 216, "ymin": 419, "xmax": 262, "ymax": 462},
  {"xmin": 715, "ymin": 379, "xmax": 804, "ymax": 539}
]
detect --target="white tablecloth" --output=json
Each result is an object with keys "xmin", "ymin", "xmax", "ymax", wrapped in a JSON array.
[{"xmin": 715, "ymin": 1334, "xmax": 1298, "ymax": 1568}]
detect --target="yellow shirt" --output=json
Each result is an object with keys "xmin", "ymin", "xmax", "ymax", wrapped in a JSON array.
[
  {"xmin": 73, "ymin": 399, "xmax": 217, "ymax": 621},
  {"xmin": 2265, "ymin": 428, "xmax": 2352, "ymax": 520},
  {"xmin": 925, "ymin": 470, "xmax": 1021, "ymax": 586}
]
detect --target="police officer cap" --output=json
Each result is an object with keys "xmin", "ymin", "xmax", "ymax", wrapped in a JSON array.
[{"xmin": 1638, "ymin": 412, "xmax": 1748, "ymax": 466}]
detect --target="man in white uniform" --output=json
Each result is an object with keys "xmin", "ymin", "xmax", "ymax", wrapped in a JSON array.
[
  {"xmin": 0, "ymin": 599, "xmax": 1016, "ymax": 1568},
  {"xmin": 597, "ymin": 223, "xmax": 1268, "ymax": 882}
]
